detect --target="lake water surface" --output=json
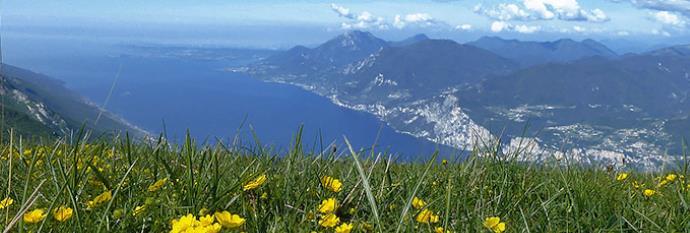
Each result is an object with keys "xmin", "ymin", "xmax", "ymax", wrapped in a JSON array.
[{"xmin": 4, "ymin": 35, "xmax": 454, "ymax": 159}]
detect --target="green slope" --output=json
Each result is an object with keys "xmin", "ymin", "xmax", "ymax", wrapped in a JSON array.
[{"xmin": 0, "ymin": 64, "xmax": 147, "ymax": 139}]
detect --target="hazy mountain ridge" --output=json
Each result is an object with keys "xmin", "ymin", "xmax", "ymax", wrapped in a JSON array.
[
  {"xmin": 0, "ymin": 64, "xmax": 148, "ymax": 139},
  {"xmin": 468, "ymin": 36, "xmax": 618, "ymax": 67},
  {"xmin": 242, "ymin": 30, "xmax": 690, "ymax": 169}
]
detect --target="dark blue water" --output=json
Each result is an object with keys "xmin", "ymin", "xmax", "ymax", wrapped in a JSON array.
[{"xmin": 4, "ymin": 35, "xmax": 454, "ymax": 159}]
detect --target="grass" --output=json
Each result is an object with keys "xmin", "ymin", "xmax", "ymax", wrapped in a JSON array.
[{"xmin": 0, "ymin": 130, "xmax": 689, "ymax": 233}]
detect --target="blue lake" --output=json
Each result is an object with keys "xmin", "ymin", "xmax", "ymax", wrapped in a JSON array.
[{"xmin": 4, "ymin": 35, "xmax": 455, "ymax": 159}]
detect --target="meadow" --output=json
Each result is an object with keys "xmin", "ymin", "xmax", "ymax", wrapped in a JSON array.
[{"xmin": 0, "ymin": 130, "xmax": 689, "ymax": 233}]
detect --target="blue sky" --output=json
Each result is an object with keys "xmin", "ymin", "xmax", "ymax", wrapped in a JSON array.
[{"xmin": 3, "ymin": 0, "xmax": 690, "ymax": 49}]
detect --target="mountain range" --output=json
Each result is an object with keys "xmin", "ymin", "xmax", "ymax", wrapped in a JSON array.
[
  {"xmin": 0, "ymin": 64, "xmax": 146, "ymax": 140},
  {"xmin": 241, "ymin": 30, "xmax": 690, "ymax": 169}
]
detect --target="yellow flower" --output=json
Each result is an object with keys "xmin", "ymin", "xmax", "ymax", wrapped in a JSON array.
[
  {"xmin": 415, "ymin": 209, "xmax": 440, "ymax": 224},
  {"xmin": 321, "ymin": 176, "xmax": 343, "ymax": 193},
  {"xmin": 435, "ymin": 227, "xmax": 452, "ymax": 233},
  {"xmin": 412, "ymin": 197, "xmax": 426, "ymax": 210},
  {"xmin": 243, "ymin": 174, "xmax": 267, "ymax": 191},
  {"xmin": 483, "ymin": 217, "xmax": 506, "ymax": 233},
  {"xmin": 643, "ymin": 189, "xmax": 656, "ymax": 197},
  {"xmin": 319, "ymin": 213, "xmax": 340, "ymax": 228},
  {"xmin": 201, "ymin": 223, "xmax": 223, "ymax": 233},
  {"xmin": 171, "ymin": 214, "xmax": 197, "ymax": 233},
  {"xmin": 665, "ymin": 174, "xmax": 678, "ymax": 182},
  {"xmin": 87, "ymin": 190, "xmax": 112, "ymax": 209},
  {"xmin": 148, "ymin": 177, "xmax": 168, "ymax": 192},
  {"xmin": 0, "ymin": 197, "xmax": 14, "ymax": 209},
  {"xmin": 53, "ymin": 206, "xmax": 73, "ymax": 222},
  {"xmin": 133, "ymin": 205, "xmax": 146, "ymax": 216},
  {"xmin": 632, "ymin": 181, "xmax": 644, "ymax": 189},
  {"xmin": 319, "ymin": 198, "xmax": 338, "ymax": 214},
  {"xmin": 23, "ymin": 209, "xmax": 47, "ymax": 224},
  {"xmin": 214, "ymin": 211, "xmax": 245, "ymax": 229},
  {"xmin": 616, "ymin": 173, "xmax": 629, "ymax": 181},
  {"xmin": 199, "ymin": 214, "xmax": 214, "ymax": 226},
  {"xmin": 335, "ymin": 222, "xmax": 353, "ymax": 233},
  {"xmin": 658, "ymin": 179, "xmax": 670, "ymax": 187},
  {"xmin": 169, "ymin": 214, "xmax": 221, "ymax": 233},
  {"xmin": 441, "ymin": 159, "xmax": 448, "ymax": 165}
]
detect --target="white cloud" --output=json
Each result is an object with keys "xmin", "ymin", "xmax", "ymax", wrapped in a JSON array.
[
  {"xmin": 479, "ymin": 3, "xmax": 532, "ymax": 21},
  {"xmin": 651, "ymin": 28, "xmax": 672, "ymax": 36},
  {"xmin": 490, "ymin": 21, "xmax": 540, "ymax": 33},
  {"xmin": 611, "ymin": 0, "xmax": 690, "ymax": 17},
  {"xmin": 393, "ymin": 13, "xmax": 437, "ymax": 29},
  {"xmin": 456, "ymin": 24, "xmax": 473, "ymax": 30},
  {"xmin": 653, "ymin": 11, "xmax": 686, "ymax": 26},
  {"xmin": 617, "ymin": 30, "xmax": 630, "ymax": 36},
  {"xmin": 573, "ymin": 25, "xmax": 587, "ymax": 32},
  {"xmin": 330, "ymin": 3, "xmax": 442, "ymax": 30},
  {"xmin": 331, "ymin": 4, "xmax": 388, "ymax": 30},
  {"xmin": 514, "ymin": 24, "xmax": 541, "ymax": 33},
  {"xmin": 476, "ymin": 0, "xmax": 609, "ymax": 22},
  {"xmin": 331, "ymin": 3, "xmax": 354, "ymax": 19},
  {"xmin": 491, "ymin": 21, "xmax": 510, "ymax": 32}
]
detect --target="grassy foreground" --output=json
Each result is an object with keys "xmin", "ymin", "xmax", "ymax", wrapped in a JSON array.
[{"xmin": 0, "ymin": 132, "xmax": 689, "ymax": 233}]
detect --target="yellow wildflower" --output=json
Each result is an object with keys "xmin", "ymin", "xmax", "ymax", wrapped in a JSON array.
[
  {"xmin": 148, "ymin": 177, "xmax": 168, "ymax": 192},
  {"xmin": 23, "ymin": 209, "xmax": 47, "ymax": 224},
  {"xmin": 321, "ymin": 176, "xmax": 343, "ymax": 193},
  {"xmin": 214, "ymin": 211, "xmax": 245, "ymax": 229},
  {"xmin": 0, "ymin": 197, "xmax": 14, "ymax": 209},
  {"xmin": 171, "ymin": 214, "xmax": 197, "ymax": 233},
  {"xmin": 435, "ymin": 227, "xmax": 452, "ymax": 233},
  {"xmin": 199, "ymin": 214, "xmax": 215, "ymax": 227},
  {"xmin": 616, "ymin": 173, "xmax": 629, "ymax": 181},
  {"xmin": 53, "ymin": 206, "xmax": 73, "ymax": 222},
  {"xmin": 319, "ymin": 198, "xmax": 338, "ymax": 214},
  {"xmin": 483, "ymin": 217, "xmax": 506, "ymax": 233},
  {"xmin": 319, "ymin": 213, "xmax": 340, "ymax": 228},
  {"xmin": 666, "ymin": 174, "xmax": 678, "ymax": 182},
  {"xmin": 202, "ymin": 223, "xmax": 223, "ymax": 233},
  {"xmin": 643, "ymin": 189, "xmax": 656, "ymax": 197},
  {"xmin": 87, "ymin": 190, "xmax": 112, "ymax": 209},
  {"xmin": 415, "ymin": 209, "xmax": 440, "ymax": 224},
  {"xmin": 133, "ymin": 205, "xmax": 146, "ymax": 216},
  {"xmin": 412, "ymin": 197, "xmax": 426, "ymax": 210},
  {"xmin": 632, "ymin": 181, "xmax": 644, "ymax": 189},
  {"xmin": 658, "ymin": 179, "xmax": 670, "ymax": 187},
  {"xmin": 169, "ymin": 214, "xmax": 221, "ymax": 233},
  {"xmin": 335, "ymin": 222, "xmax": 353, "ymax": 233},
  {"xmin": 243, "ymin": 174, "xmax": 267, "ymax": 191},
  {"xmin": 441, "ymin": 159, "xmax": 448, "ymax": 165}
]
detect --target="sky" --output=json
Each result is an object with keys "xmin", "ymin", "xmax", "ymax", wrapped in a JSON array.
[{"xmin": 3, "ymin": 0, "xmax": 690, "ymax": 50}]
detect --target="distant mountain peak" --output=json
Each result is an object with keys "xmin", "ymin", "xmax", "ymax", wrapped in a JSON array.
[
  {"xmin": 468, "ymin": 36, "xmax": 617, "ymax": 67},
  {"xmin": 646, "ymin": 44, "xmax": 690, "ymax": 57},
  {"xmin": 409, "ymin": 33, "xmax": 429, "ymax": 40},
  {"xmin": 328, "ymin": 30, "xmax": 384, "ymax": 50},
  {"xmin": 391, "ymin": 33, "xmax": 431, "ymax": 47}
]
